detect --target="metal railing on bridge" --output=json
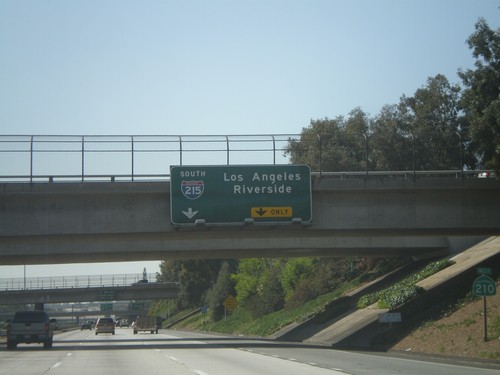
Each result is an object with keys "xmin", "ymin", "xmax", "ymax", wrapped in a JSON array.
[
  {"xmin": 0, "ymin": 134, "xmax": 489, "ymax": 183},
  {"xmin": 0, "ymin": 134, "xmax": 295, "ymax": 183},
  {"xmin": 0, "ymin": 272, "xmax": 160, "ymax": 291}
]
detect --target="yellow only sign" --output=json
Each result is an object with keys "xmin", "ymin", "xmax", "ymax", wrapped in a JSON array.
[{"xmin": 251, "ymin": 206, "xmax": 293, "ymax": 218}]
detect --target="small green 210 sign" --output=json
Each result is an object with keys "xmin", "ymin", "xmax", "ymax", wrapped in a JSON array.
[{"xmin": 472, "ymin": 275, "xmax": 496, "ymax": 296}]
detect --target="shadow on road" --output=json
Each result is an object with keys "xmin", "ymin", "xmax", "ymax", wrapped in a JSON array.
[{"xmin": 2, "ymin": 334, "xmax": 333, "ymax": 352}]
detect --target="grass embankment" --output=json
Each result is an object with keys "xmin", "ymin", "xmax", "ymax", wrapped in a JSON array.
[
  {"xmin": 165, "ymin": 260, "xmax": 455, "ymax": 338},
  {"xmin": 357, "ymin": 259, "xmax": 454, "ymax": 309},
  {"xmin": 163, "ymin": 258, "xmax": 500, "ymax": 361},
  {"xmin": 167, "ymin": 288, "xmax": 347, "ymax": 337}
]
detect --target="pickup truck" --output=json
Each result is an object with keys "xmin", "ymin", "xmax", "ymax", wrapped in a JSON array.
[
  {"xmin": 133, "ymin": 315, "xmax": 160, "ymax": 334},
  {"xmin": 7, "ymin": 310, "xmax": 54, "ymax": 349}
]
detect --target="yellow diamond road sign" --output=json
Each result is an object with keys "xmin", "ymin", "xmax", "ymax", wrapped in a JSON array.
[
  {"xmin": 223, "ymin": 295, "xmax": 238, "ymax": 311},
  {"xmin": 251, "ymin": 206, "xmax": 293, "ymax": 218}
]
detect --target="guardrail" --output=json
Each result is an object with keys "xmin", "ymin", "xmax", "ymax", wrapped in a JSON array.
[{"xmin": 0, "ymin": 273, "xmax": 161, "ymax": 291}]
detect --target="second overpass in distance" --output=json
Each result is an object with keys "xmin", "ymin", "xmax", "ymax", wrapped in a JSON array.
[{"xmin": 0, "ymin": 282, "xmax": 179, "ymax": 305}]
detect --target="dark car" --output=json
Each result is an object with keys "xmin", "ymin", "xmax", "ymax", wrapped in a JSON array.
[
  {"xmin": 80, "ymin": 320, "xmax": 93, "ymax": 330},
  {"xmin": 7, "ymin": 310, "xmax": 53, "ymax": 349}
]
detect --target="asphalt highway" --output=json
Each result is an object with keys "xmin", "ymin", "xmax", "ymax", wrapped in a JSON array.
[{"xmin": 1, "ymin": 328, "xmax": 498, "ymax": 375}]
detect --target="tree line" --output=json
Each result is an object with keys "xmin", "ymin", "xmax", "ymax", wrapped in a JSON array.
[
  {"xmin": 154, "ymin": 257, "xmax": 409, "ymax": 322},
  {"xmin": 286, "ymin": 18, "xmax": 499, "ymax": 174}
]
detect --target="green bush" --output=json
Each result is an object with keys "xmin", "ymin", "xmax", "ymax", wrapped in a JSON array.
[
  {"xmin": 280, "ymin": 257, "xmax": 316, "ymax": 302},
  {"xmin": 377, "ymin": 283, "xmax": 424, "ymax": 309},
  {"xmin": 357, "ymin": 258, "xmax": 454, "ymax": 309},
  {"xmin": 357, "ymin": 293, "xmax": 380, "ymax": 309},
  {"xmin": 414, "ymin": 259, "xmax": 454, "ymax": 279}
]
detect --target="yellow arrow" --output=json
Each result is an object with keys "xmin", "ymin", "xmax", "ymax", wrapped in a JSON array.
[{"xmin": 251, "ymin": 206, "xmax": 293, "ymax": 218}]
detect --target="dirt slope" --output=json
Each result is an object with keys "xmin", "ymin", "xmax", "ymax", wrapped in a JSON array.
[{"xmin": 390, "ymin": 289, "xmax": 499, "ymax": 361}]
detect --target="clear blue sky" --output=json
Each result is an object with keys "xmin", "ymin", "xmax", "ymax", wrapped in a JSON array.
[{"xmin": 0, "ymin": 0, "xmax": 498, "ymax": 278}]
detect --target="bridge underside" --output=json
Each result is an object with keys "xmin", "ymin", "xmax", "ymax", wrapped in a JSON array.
[
  {"xmin": 1, "ymin": 180, "xmax": 498, "ymax": 265},
  {"xmin": 0, "ymin": 228, "xmax": 462, "ymax": 265}
]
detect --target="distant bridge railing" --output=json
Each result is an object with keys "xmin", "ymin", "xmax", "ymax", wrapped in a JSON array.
[
  {"xmin": 0, "ymin": 134, "xmax": 489, "ymax": 183},
  {"xmin": 0, "ymin": 273, "xmax": 162, "ymax": 291}
]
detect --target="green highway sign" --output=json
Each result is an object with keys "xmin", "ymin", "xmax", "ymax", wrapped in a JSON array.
[
  {"xmin": 129, "ymin": 302, "xmax": 145, "ymax": 310},
  {"xmin": 476, "ymin": 267, "xmax": 492, "ymax": 275},
  {"xmin": 472, "ymin": 275, "xmax": 496, "ymax": 296},
  {"xmin": 97, "ymin": 290, "xmax": 115, "ymax": 301},
  {"xmin": 100, "ymin": 303, "xmax": 113, "ymax": 311},
  {"xmin": 170, "ymin": 165, "xmax": 312, "ymax": 224}
]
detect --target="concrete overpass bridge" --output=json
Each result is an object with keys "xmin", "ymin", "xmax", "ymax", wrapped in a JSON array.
[
  {"xmin": 1, "ymin": 172, "xmax": 499, "ymax": 265},
  {"xmin": 1, "ymin": 135, "xmax": 499, "ymax": 265},
  {"xmin": 0, "ymin": 272, "xmax": 177, "ymax": 316},
  {"xmin": 0, "ymin": 282, "xmax": 178, "ymax": 306},
  {"xmin": 39, "ymin": 309, "xmax": 148, "ymax": 319},
  {"xmin": 0, "ymin": 309, "xmax": 149, "ymax": 321}
]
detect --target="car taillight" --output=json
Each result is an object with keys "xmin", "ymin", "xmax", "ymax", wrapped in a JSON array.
[{"xmin": 44, "ymin": 322, "xmax": 50, "ymax": 333}]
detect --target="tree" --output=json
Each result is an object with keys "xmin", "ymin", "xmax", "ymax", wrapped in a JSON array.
[
  {"xmin": 399, "ymin": 74, "xmax": 463, "ymax": 170},
  {"xmin": 370, "ymin": 104, "xmax": 412, "ymax": 171},
  {"xmin": 342, "ymin": 108, "xmax": 372, "ymax": 171},
  {"xmin": 158, "ymin": 259, "xmax": 180, "ymax": 283},
  {"xmin": 233, "ymin": 258, "xmax": 285, "ymax": 317},
  {"xmin": 458, "ymin": 18, "xmax": 500, "ymax": 172},
  {"xmin": 284, "ymin": 108, "xmax": 371, "ymax": 172},
  {"xmin": 287, "ymin": 79, "xmax": 463, "ymax": 173},
  {"xmin": 285, "ymin": 117, "xmax": 343, "ymax": 172},
  {"xmin": 206, "ymin": 261, "xmax": 236, "ymax": 321},
  {"xmin": 280, "ymin": 257, "xmax": 316, "ymax": 303},
  {"xmin": 232, "ymin": 258, "xmax": 268, "ymax": 304},
  {"xmin": 159, "ymin": 259, "xmax": 225, "ymax": 309}
]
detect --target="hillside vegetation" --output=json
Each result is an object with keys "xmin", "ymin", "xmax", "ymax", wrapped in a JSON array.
[
  {"xmin": 153, "ymin": 257, "xmax": 411, "ymax": 324},
  {"xmin": 154, "ymin": 256, "xmax": 499, "ymax": 362}
]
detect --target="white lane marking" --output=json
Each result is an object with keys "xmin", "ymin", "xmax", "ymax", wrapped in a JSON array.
[
  {"xmin": 237, "ymin": 347, "xmax": 350, "ymax": 374},
  {"xmin": 193, "ymin": 371, "xmax": 208, "ymax": 375},
  {"xmin": 49, "ymin": 352, "xmax": 72, "ymax": 370}
]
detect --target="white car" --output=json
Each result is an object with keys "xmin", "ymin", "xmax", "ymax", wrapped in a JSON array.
[
  {"xmin": 478, "ymin": 171, "xmax": 496, "ymax": 178},
  {"xmin": 95, "ymin": 317, "xmax": 115, "ymax": 335}
]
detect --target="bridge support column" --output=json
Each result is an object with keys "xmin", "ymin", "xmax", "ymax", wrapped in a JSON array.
[{"xmin": 34, "ymin": 303, "xmax": 44, "ymax": 311}]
